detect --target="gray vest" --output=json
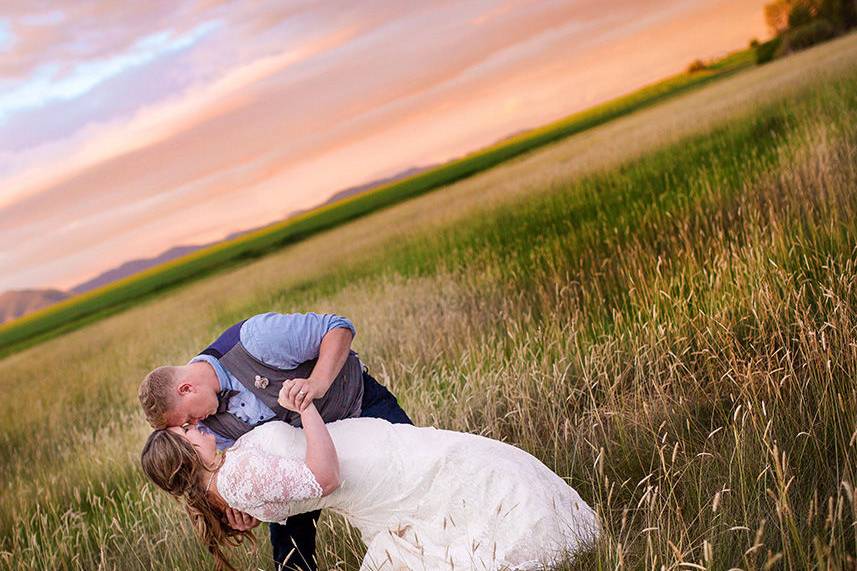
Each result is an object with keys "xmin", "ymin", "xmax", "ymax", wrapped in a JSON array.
[{"xmin": 200, "ymin": 321, "xmax": 363, "ymax": 441}]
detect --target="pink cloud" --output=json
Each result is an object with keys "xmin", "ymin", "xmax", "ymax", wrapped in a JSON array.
[{"xmin": 0, "ymin": 0, "xmax": 771, "ymax": 290}]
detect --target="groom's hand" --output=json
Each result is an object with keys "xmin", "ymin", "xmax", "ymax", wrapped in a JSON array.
[{"xmin": 225, "ymin": 507, "xmax": 259, "ymax": 531}]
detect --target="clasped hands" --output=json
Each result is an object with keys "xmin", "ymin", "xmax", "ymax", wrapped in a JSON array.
[{"xmin": 278, "ymin": 377, "xmax": 323, "ymax": 412}]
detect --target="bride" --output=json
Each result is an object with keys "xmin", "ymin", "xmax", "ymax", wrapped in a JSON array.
[{"xmin": 141, "ymin": 387, "xmax": 599, "ymax": 571}]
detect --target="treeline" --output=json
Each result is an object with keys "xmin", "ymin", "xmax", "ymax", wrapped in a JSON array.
[{"xmin": 754, "ymin": 0, "xmax": 857, "ymax": 63}]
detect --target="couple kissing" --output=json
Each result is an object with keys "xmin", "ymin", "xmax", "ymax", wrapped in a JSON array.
[{"xmin": 138, "ymin": 311, "xmax": 599, "ymax": 571}]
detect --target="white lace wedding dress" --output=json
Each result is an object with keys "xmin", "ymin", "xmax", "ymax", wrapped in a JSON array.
[{"xmin": 217, "ymin": 418, "xmax": 599, "ymax": 571}]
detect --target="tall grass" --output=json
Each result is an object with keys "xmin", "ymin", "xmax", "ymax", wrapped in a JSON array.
[{"xmin": 1, "ymin": 34, "xmax": 857, "ymax": 570}]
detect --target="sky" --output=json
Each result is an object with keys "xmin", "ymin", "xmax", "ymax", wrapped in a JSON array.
[{"xmin": 0, "ymin": 0, "xmax": 769, "ymax": 292}]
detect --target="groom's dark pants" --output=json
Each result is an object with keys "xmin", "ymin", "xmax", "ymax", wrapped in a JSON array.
[{"xmin": 271, "ymin": 369, "xmax": 413, "ymax": 571}]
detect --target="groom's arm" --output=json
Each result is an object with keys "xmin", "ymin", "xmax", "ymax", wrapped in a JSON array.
[
  {"xmin": 287, "ymin": 327, "xmax": 353, "ymax": 410},
  {"xmin": 241, "ymin": 311, "xmax": 357, "ymax": 408},
  {"xmin": 310, "ymin": 326, "xmax": 353, "ymax": 391}
]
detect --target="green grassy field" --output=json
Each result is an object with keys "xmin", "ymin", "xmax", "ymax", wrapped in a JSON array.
[
  {"xmin": 0, "ymin": 48, "xmax": 756, "ymax": 358},
  {"xmin": 1, "ymin": 33, "xmax": 857, "ymax": 570}
]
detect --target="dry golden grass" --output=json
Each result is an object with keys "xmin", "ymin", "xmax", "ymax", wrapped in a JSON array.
[{"xmin": 1, "ymin": 33, "xmax": 857, "ymax": 570}]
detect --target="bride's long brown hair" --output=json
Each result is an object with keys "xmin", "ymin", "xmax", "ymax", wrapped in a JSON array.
[{"xmin": 141, "ymin": 430, "xmax": 255, "ymax": 571}]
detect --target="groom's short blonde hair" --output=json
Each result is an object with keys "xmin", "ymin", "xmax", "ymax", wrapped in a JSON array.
[{"xmin": 138, "ymin": 366, "xmax": 182, "ymax": 428}]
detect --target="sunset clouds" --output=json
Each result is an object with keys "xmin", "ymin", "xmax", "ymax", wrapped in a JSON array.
[{"xmin": 0, "ymin": 0, "xmax": 769, "ymax": 291}]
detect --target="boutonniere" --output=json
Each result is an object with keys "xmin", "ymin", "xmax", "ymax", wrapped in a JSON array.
[{"xmin": 254, "ymin": 375, "xmax": 270, "ymax": 389}]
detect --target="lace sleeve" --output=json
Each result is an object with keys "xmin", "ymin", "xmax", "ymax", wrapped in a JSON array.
[{"xmin": 217, "ymin": 445, "xmax": 323, "ymax": 523}]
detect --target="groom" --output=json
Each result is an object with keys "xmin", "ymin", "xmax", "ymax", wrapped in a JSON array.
[{"xmin": 137, "ymin": 311, "xmax": 413, "ymax": 571}]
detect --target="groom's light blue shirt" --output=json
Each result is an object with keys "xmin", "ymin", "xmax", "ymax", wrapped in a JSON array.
[{"xmin": 193, "ymin": 311, "xmax": 356, "ymax": 449}]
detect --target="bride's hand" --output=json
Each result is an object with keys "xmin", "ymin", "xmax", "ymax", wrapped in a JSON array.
[
  {"xmin": 279, "ymin": 380, "xmax": 323, "ymax": 413},
  {"xmin": 278, "ymin": 384, "xmax": 301, "ymax": 412},
  {"xmin": 278, "ymin": 382, "xmax": 318, "ymax": 413}
]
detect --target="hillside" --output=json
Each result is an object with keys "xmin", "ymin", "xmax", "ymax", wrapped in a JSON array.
[
  {"xmin": 0, "ymin": 47, "xmax": 756, "ymax": 355},
  {"xmin": 1, "ymin": 32, "xmax": 856, "ymax": 571},
  {"xmin": 0, "ymin": 289, "xmax": 68, "ymax": 324},
  {"xmin": 0, "ymin": 166, "xmax": 434, "ymax": 325}
]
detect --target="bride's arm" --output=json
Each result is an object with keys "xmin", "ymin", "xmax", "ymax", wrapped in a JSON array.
[
  {"xmin": 279, "ymin": 387, "xmax": 341, "ymax": 496},
  {"xmin": 300, "ymin": 404, "xmax": 340, "ymax": 495}
]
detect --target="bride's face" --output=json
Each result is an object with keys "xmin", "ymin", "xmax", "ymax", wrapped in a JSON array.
[{"xmin": 168, "ymin": 424, "xmax": 218, "ymax": 467}]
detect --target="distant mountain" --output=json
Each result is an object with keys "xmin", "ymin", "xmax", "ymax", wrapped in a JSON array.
[
  {"xmin": 69, "ymin": 245, "xmax": 200, "ymax": 295},
  {"xmin": 69, "ymin": 227, "xmax": 257, "ymax": 295},
  {"xmin": 492, "ymin": 128, "xmax": 532, "ymax": 144},
  {"xmin": 288, "ymin": 165, "xmax": 435, "ymax": 218},
  {"xmin": 0, "ymin": 289, "xmax": 69, "ymax": 324},
  {"xmin": 1, "ymin": 165, "xmax": 432, "ymax": 325},
  {"xmin": 321, "ymin": 166, "xmax": 434, "ymax": 206}
]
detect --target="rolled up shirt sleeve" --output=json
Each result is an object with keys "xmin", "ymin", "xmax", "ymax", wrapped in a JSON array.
[{"xmin": 240, "ymin": 311, "xmax": 356, "ymax": 369}]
